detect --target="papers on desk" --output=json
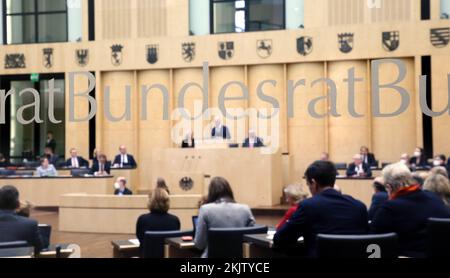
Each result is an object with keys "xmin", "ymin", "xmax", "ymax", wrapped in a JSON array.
[{"xmin": 129, "ymin": 239, "xmax": 140, "ymax": 246}]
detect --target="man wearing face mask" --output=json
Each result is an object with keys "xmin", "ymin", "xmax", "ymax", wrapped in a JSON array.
[
  {"xmin": 273, "ymin": 161, "xmax": 368, "ymax": 257},
  {"xmin": 432, "ymin": 155, "xmax": 449, "ymax": 177}
]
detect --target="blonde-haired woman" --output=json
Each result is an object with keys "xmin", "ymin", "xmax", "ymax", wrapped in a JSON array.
[
  {"xmin": 276, "ymin": 184, "xmax": 309, "ymax": 230},
  {"xmin": 135, "ymin": 188, "xmax": 180, "ymax": 251},
  {"xmin": 424, "ymin": 174, "xmax": 450, "ymax": 207}
]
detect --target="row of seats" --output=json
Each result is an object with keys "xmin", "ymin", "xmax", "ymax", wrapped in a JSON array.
[{"xmin": 139, "ymin": 218, "xmax": 450, "ymax": 258}]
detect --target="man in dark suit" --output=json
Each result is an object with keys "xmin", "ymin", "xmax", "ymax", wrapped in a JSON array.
[
  {"xmin": 114, "ymin": 177, "xmax": 133, "ymax": 196},
  {"xmin": 368, "ymin": 177, "xmax": 389, "ymax": 220},
  {"xmin": 346, "ymin": 154, "xmax": 372, "ymax": 178},
  {"xmin": 91, "ymin": 154, "xmax": 111, "ymax": 176},
  {"xmin": 64, "ymin": 148, "xmax": 89, "ymax": 168},
  {"xmin": 44, "ymin": 147, "xmax": 60, "ymax": 166},
  {"xmin": 273, "ymin": 161, "xmax": 368, "ymax": 257},
  {"xmin": 360, "ymin": 146, "xmax": 377, "ymax": 167},
  {"xmin": 0, "ymin": 186, "xmax": 43, "ymax": 253},
  {"xmin": 211, "ymin": 117, "xmax": 231, "ymax": 140},
  {"xmin": 112, "ymin": 145, "xmax": 137, "ymax": 168},
  {"xmin": 242, "ymin": 130, "xmax": 264, "ymax": 148},
  {"xmin": 370, "ymin": 162, "xmax": 450, "ymax": 258}
]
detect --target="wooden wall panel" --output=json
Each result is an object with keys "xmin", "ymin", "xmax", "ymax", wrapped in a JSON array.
[
  {"xmin": 137, "ymin": 0, "xmax": 167, "ymax": 37},
  {"xmin": 372, "ymin": 58, "xmax": 417, "ymax": 163},
  {"xmin": 248, "ymin": 65, "xmax": 287, "ymax": 152},
  {"xmin": 138, "ymin": 69, "xmax": 171, "ymax": 189},
  {"xmin": 328, "ymin": 60, "xmax": 370, "ymax": 163},
  {"xmin": 100, "ymin": 71, "xmax": 136, "ymax": 159},
  {"xmin": 432, "ymin": 55, "xmax": 450, "ymax": 155},
  {"xmin": 287, "ymin": 62, "xmax": 326, "ymax": 181},
  {"xmin": 100, "ymin": 0, "xmax": 132, "ymax": 39}
]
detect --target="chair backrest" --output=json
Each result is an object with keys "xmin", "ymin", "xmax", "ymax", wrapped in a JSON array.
[
  {"xmin": 317, "ymin": 233, "xmax": 398, "ymax": 258},
  {"xmin": 0, "ymin": 241, "xmax": 29, "ymax": 249},
  {"xmin": 38, "ymin": 224, "xmax": 52, "ymax": 249},
  {"xmin": 70, "ymin": 169, "xmax": 91, "ymax": 177},
  {"xmin": 143, "ymin": 230, "xmax": 193, "ymax": 258},
  {"xmin": 0, "ymin": 170, "xmax": 15, "ymax": 176},
  {"xmin": 208, "ymin": 225, "xmax": 268, "ymax": 258},
  {"xmin": 19, "ymin": 171, "xmax": 34, "ymax": 177},
  {"xmin": 334, "ymin": 163, "xmax": 347, "ymax": 170},
  {"xmin": 427, "ymin": 218, "xmax": 450, "ymax": 258}
]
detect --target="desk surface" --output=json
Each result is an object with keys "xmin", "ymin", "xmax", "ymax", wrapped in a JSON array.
[
  {"xmin": 244, "ymin": 234, "xmax": 274, "ymax": 248},
  {"xmin": 166, "ymin": 237, "xmax": 196, "ymax": 250},
  {"xmin": 111, "ymin": 240, "xmax": 139, "ymax": 250}
]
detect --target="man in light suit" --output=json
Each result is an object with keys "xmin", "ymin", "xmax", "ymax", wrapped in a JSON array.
[
  {"xmin": 113, "ymin": 145, "xmax": 137, "ymax": 168},
  {"xmin": 211, "ymin": 117, "xmax": 231, "ymax": 140},
  {"xmin": 64, "ymin": 148, "xmax": 89, "ymax": 168},
  {"xmin": 0, "ymin": 186, "xmax": 43, "ymax": 253}
]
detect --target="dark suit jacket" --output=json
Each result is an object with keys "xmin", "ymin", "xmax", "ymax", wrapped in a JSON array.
[
  {"xmin": 211, "ymin": 126, "xmax": 231, "ymax": 139},
  {"xmin": 0, "ymin": 161, "xmax": 8, "ymax": 168},
  {"xmin": 368, "ymin": 191, "xmax": 389, "ymax": 220},
  {"xmin": 273, "ymin": 189, "xmax": 368, "ymax": 257},
  {"xmin": 136, "ymin": 212, "xmax": 180, "ymax": 252},
  {"xmin": 242, "ymin": 137, "xmax": 264, "ymax": 148},
  {"xmin": 113, "ymin": 154, "xmax": 137, "ymax": 168},
  {"xmin": 114, "ymin": 188, "xmax": 133, "ymax": 195},
  {"xmin": 409, "ymin": 156, "xmax": 428, "ymax": 168},
  {"xmin": 346, "ymin": 163, "xmax": 373, "ymax": 178},
  {"xmin": 361, "ymin": 153, "xmax": 377, "ymax": 167},
  {"xmin": 181, "ymin": 139, "xmax": 195, "ymax": 148},
  {"xmin": 64, "ymin": 156, "xmax": 89, "ymax": 168},
  {"xmin": 91, "ymin": 161, "xmax": 111, "ymax": 175},
  {"xmin": 45, "ymin": 139, "xmax": 56, "ymax": 152},
  {"xmin": 0, "ymin": 210, "xmax": 43, "ymax": 253},
  {"xmin": 370, "ymin": 190, "xmax": 450, "ymax": 258},
  {"xmin": 46, "ymin": 154, "xmax": 60, "ymax": 167}
]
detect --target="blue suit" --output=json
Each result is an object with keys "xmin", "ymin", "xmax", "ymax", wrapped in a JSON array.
[
  {"xmin": 0, "ymin": 210, "xmax": 43, "ymax": 253},
  {"xmin": 273, "ymin": 189, "xmax": 368, "ymax": 257},
  {"xmin": 370, "ymin": 190, "xmax": 450, "ymax": 258}
]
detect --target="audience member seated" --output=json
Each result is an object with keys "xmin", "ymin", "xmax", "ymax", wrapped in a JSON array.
[
  {"xmin": 242, "ymin": 130, "xmax": 264, "ymax": 148},
  {"xmin": 368, "ymin": 177, "xmax": 388, "ymax": 221},
  {"xmin": 346, "ymin": 154, "xmax": 372, "ymax": 178},
  {"xmin": 36, "ymin": 157, "xmax": 58, "ymax": 177},
  {"xmin": 43, "ymin": 147, "xmax": 60, "ymax": 167},
  {"xmin": 0, "ymin": 186, "xmax": 43, "ymax": 253},
  {"xmin": 370, "ymin": 163, "xmax": 450, "ymax": 258},
  {"xmin": 181, "ymin": 131, "xmax": 195, "ymax": 149},
  {"xmin": 0, "ymin": 153, "xmax": 8, "ymax": 168},
  {"xmin": 360, "ymin": 146, "xmax": 377, "ymax": 167},
  {"xmin": 409, "ymin": 147, "xmax": 428, "ymax": 169},
  {"xmin": 211, "ymin": 117, "xmax": 231, "ymax": 140},
  {"xmin": 91, "ymin": 154, "xmax": 111, "ymax": 176},
  {"xmin": 432, "ymin": 155, "xmax": 447, "ymax": 172},
  {"xmin": 424, "ymin": 174, "xmax": 450, "ymax": 208},
  {"xmin": 156, "ymin": 178, "xmax": 170, "ymax": 194},
  {"xmin": 113, "ymin": 145, "xmax": 137, "ymax": 168},
  {"xmin": 276, "ymin": 184, "xmax": 309, "ymax": 230},
  {"xmin": 430, "ymin": 166, "xmax": 449, "ymax": 178},
  {"xmin": 320, "ymin": 152, "xmax": 330, "ymax": 162},
  {"xmin": 64, "ymin": 148, "xmax": 89, "ymax": 168},
  {"xmin": 114, "ymin": 177, "xmax": 133, "ymax": 196},
  {"xmin": 194, "ymin": 177, "xmax": 255, "ymax": 258},
  {"xmin": 135, "ymin": 188, "xmax": 180, "ymax": 252},
  {"xmin": 273, "ymin": 161, "xmax": 368, "ymax": 257},
  {"xmin": 399, "ymin": 153, "xmax": 411, "ymax": 167}
]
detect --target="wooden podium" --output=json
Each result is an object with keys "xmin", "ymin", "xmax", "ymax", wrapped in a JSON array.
[{"xmin": 151, "ymin": 148, "xmax": 283, "ymax": 208}]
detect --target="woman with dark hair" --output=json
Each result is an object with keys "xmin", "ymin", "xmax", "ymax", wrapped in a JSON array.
[
  {"xmin": 194, "ymin": 177, "xmax": 255, "ymax": 258},
  {"xmin": 409, "ymin": 147, "xmax": 428, "ymax": 168}
]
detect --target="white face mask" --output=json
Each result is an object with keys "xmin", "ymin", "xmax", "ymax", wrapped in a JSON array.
[
  {"xmin": 414, "ymin": 152, "xmax": 421, "ymax": 157},
  {"xmin": 433, "ymin": 160, "xmax": 442, "ymax": 167},
  {"xmin": 400, "ymin": 159, "xmax": 408, "ymax": 165},
  {"xmin": 114, "ymin": 182, "xmax": 120, "ymax": 190}
]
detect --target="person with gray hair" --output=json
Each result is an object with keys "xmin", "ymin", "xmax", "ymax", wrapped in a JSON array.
[
  {"xmin": 370, "ymin": 162, "xmax": 450, "ymax": 258},
  {"xmin": 346, "ymin": 154, "xmax": 372, "ymax": 178},
  {"xmin": 424, "ymin": 174, "xmax": 450, "ymax": 207},
  {"xmin": 276, "ymin": 184, "xmax": 309, "ymax": 230}
]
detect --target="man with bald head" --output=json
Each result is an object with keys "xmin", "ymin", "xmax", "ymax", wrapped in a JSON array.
[
  {"xmin": 113, "ymin": 145, "xmax": 137, "ymax": 168},
  {"xmin": 346, "ymin": 154, "xmax": 372, "ymax": 178},
  {"xmin": 242, "ymin": 130, "xmax": 264, "ymax": 148}
]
